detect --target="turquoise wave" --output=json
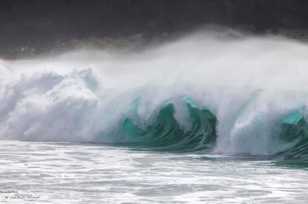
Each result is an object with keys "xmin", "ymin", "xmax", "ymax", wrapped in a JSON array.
[
  {"xmin": 100, "ymin": 96, "xmax": 308, "ymax": 162},
  {"xmin": 278, "ymin": 111, "xmax": 308, "ymax": 163},
  {"xmin": 109, "ymin": 99, "xmax": 217, "ymax": 151}
]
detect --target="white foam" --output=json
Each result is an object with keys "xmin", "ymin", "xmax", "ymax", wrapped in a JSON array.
[{"xmin": 1, "ymin": 31, "xmax": 308, "ymax": 155}]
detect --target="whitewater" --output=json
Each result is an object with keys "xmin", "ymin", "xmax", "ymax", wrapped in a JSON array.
[{"xmin": 1, "ymin": 31, "xmax": 308, "ymax": 203}]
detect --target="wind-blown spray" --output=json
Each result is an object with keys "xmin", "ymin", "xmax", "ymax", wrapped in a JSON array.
[{"xmin": 1, "ymin": 31, "xmax": 308, "ymax": 158}]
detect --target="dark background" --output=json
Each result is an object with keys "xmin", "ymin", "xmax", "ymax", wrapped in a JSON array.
[{"xmin": 1, "ymin": 0, "xmax": 308, "ymax": 58}]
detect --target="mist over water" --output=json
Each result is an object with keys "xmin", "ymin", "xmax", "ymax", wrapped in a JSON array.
[{"xmin": 1, "ymin": 31, "xmax": 308, "ymax": 156}]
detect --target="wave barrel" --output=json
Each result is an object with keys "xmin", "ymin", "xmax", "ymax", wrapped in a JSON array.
[{"xmin": 113, "ymin": 99, "xmax": 217, "ymax": 152}]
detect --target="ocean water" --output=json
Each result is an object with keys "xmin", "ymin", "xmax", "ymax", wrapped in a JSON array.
[
  {"xmin": 1, "ymin": 140, "xmax": 308, "ymax": 204},
  {"xmin": 1, "ymin": 31, "xmax": 308, "ymax": 203}
]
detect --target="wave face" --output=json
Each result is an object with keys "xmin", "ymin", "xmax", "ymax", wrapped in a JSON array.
[
  {"xmin": 2, "ymin": 31, "xmax": 308, "ymax": 159},
  {"xmin": 109, "ymin": 99, "xmax": 217, "ymax": 151},
  {"xmin": 277, "ymin": 111, "xmax": 308, "ymax": 162}
]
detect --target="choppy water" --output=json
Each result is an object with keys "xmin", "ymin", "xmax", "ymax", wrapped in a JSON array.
[{"xmin": 0, "ymin": 140, "xmax": 307, "ymax": 204}]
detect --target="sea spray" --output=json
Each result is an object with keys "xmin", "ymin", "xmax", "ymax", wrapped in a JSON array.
[{"xmin": 1, "ymin": 31, "xmax": 308, "ymax": 156}]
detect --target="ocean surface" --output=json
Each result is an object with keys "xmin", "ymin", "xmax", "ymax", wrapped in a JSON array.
[
  {"xmin": 0, "ymin": 140, "xmax": 308, "ymax": 204},
  {"xmin": 1, "ymin": 31, "xmax": 308, "ymax": 203}
]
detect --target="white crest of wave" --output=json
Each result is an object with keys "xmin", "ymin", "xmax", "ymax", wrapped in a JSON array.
[{"xmin": 1, "ymin": 30, "xmax": 308, "ymax": 155}]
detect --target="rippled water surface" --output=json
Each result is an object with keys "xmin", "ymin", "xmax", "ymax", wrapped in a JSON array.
[{"xmin": 0, "ymin": 141, "xmax": 307, "ymax": 203}]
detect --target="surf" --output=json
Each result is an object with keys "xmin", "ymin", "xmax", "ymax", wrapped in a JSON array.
[{"xmin": 1, "ymin": 31, "xmax": 308, "ymax": 161}]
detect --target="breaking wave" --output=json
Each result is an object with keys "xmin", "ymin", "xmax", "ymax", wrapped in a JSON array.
[
  {"xmin": 107, "ymin": 98, "xmax": 217, "ymax": 151},
  {"xmin": 1, "ymin": 31, "xmax": 308, "ymax": 161}
]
